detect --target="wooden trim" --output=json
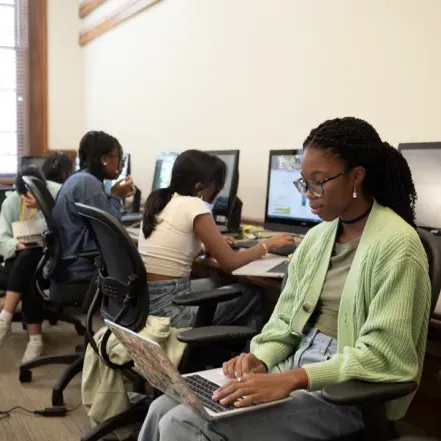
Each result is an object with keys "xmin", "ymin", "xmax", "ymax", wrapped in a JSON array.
[
  {"xmin": 79, "ymin": 0, "xmax": 107, "ymax": 18},
  {"xmin": 79, "ymin": 0, "xmax": 162, "ymax": 46},
  {"xmin": 28, "ymin": 0, "xmax": 48, "ymax": 156}
]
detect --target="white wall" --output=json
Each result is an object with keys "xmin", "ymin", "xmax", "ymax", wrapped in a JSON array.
[
  {"xmin": 47, "ymin": 0, "xmax": 84, "ymax": 151},
  {"xmin": 83, "ymin": 0, "xmax": 441, "ymax": 220}
]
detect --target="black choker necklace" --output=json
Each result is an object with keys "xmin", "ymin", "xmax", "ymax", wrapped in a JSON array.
[{"xmin": 340, "ymin": 206, "xmax": 372, "ymax": 225}]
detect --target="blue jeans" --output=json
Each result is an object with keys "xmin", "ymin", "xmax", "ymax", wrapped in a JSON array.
[
  {"xmin": 138, "ymin": 328, "xmax": 364, "ymax": 441},
  {"xmin": 148, "ymin": 276, "xmax": 264, "ymax": 331}
]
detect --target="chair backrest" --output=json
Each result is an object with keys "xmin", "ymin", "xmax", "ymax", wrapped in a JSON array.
[
  {"xmin": 22, "ymin": 176, "xmax": 62, "ymax": 278},
  {"xmin": 417, "ymin": 228, "xmax": 441, "ymax": 315},
  {"xmin": 75, "ymin": 202, "xmax": 149, "ymax": 332}
]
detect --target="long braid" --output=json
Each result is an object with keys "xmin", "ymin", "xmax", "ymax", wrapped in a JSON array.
[{"xmin": 303, "ymin": 117, "xmax": 417, "ymax": 228}]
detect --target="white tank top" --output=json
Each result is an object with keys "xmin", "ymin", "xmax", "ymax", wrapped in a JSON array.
[{"xmin": 138, "ymin": 193, "xmax": 210, "ymax": 277}]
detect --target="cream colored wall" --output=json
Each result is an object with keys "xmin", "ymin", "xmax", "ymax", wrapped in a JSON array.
[
  {"xmin": 83, "ymin": 0, "xmax": 441, "ymax": 219},
  {"xmin": 47, "ymin": 0, "xmax": 84, "ymax": 151}
]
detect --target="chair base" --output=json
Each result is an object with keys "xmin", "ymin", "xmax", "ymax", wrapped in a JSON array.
[
  {"xmin": 80, "ymin": 397, "xmax": 152, "ymax": 441},
  {"xmin": 19, "ymin": 352, "xmax": 84, "ymax": 406}
]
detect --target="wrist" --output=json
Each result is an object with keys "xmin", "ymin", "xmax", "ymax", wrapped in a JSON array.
[
  {"xmin": 261, "ymin": 240, "xmax": 270, "ymax": 253},
  {"xmin": 282, "ymin": 368, "xmax": 309, "ymax": 392}
]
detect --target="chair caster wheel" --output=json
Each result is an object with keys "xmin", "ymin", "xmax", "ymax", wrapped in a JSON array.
[
  {"xmin": 19, "ymin": 368, "xmax": 32, "ymax": 383},
  {"xmin": 75, "ymin": 324, "xmax": 86, "ymax": 336},
  {"xmin": 52, "ymin": 390, "xmax": 64, "ymax": 407}
]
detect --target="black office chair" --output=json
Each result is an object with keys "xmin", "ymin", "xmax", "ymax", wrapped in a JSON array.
[
  {"xmin": 75, "ymin": 202, "xmax": 258, "ymax": 441},
  {"xmin": 18, "ymin": 176, "xmax": 97, "ymax": 408},
  {"xmin": 320, "ymin": 228, "xmax": 441, "ymax": 441}
]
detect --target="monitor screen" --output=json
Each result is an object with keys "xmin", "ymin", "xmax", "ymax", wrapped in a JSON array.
[
  {"xmin": 21, "ymin": 156, "xmax": 46, "ymax": 171},
  {"xmin": 264, "ymin": 150, "xmax": 321, "ymax": 233},
  {"xmin": 209, "ymin": 151, "xmax": 239, "ymax": 214},
  {"xmin": 151, "ymin": 152, "xmax": 179, "ymax": 190},
  {"xmin": 399, "ymin": 142, "xmax": 441, "ymax": 230},
  {"xmin": 151, "ymin": 151, "xmax": 239, "ymax": 216}
]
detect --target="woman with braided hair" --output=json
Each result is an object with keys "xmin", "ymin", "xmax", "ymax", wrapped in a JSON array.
[
  {"xmin": 52, "ymin": 131, "xmax": 136, "ymax": 282},
  {"xmin": 138, "ymin": 117, "xmax": 431, "ymax": 441}
]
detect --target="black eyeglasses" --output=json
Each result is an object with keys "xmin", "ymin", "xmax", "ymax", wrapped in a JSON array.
[{"xmin": 293, "ymin": 171, "xmax": 346, "ymax": 197}]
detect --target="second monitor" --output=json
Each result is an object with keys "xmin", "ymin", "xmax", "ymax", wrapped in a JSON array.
[{"xmin": 264, "ymin": 149, "xmax": 321, "ymax": 234}]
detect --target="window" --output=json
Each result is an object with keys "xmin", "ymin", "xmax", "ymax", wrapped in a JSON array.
[
  {"xmin": 0, "ymin": 0, "xmax": 28, "ymax": 177},
  {"xmin": 0, "ymin": 0, "xmax": 46, "ymax": 182}
]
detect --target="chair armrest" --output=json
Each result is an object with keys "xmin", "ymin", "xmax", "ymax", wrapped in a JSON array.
[
  {"xmin": 322, "ymin": 380, "xmax": 417, "ymax": 406},
  {"xmin": 172, "ymin": 287, "xmax": 243, "ymax": 306},
  {"xmin": 177, "ymin": 326, "xmax": 257, "ymax": 344}
]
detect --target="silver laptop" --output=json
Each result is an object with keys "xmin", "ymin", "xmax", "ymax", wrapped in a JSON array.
[
  {"xmin": 232, "ymin": 255, "xmax": 289, "ymax": 278},
  {"xmin": 105, "ymin": 320, "xmax": 291, "ymax": 420}
]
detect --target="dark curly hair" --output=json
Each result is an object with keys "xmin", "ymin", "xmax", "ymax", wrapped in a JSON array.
[{"xmin": 303, "ymin": 117, "xmax": 417, "ymax": 228}]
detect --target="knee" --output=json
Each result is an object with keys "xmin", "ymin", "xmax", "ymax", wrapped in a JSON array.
[
  {"xmin": 157, "ymin": 404, "xmax": 201, "ymax": 438},
  {"xmin": 150, "ymin": 394, "xmax": 174, "ymax": 416}
]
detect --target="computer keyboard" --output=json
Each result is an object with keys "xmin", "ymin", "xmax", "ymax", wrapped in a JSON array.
[
  {"xmin": 184, "ymin": 374, "xmax": 235, "ymax": 413},
  {"xmin": 18, "ymin": 234, "xmax": 43, "ymax": 246},
  {"xmin": 121, "ymin": 212, "xmax": 143, "ymax": 225},
  {"xmin": 236, "ymin": 240, "xmax": 296, "ymax": 257},
  {"xmin": 236, "ymin": 240, "xmax": 259, "ymax": 249}
]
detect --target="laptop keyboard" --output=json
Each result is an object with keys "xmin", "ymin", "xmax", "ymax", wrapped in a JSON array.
[
  {"xmin": 18, "ymin": 234, "xmax": 43, "ymax": 246},
  {"xmin": 184, "ymin": 374, "xmax": 235, "ymax": 413},
  {"xmin": 267, "ymin": 260, "xmax": 289, "ymax": 274}
]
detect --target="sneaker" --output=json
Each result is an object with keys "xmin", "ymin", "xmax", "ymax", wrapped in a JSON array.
[
  {"xmin": 21, "ymin": 339, "xmax": 43, "ymax": 364},
  {"xmin": 0, "ymin": 318, "xmax": 11, "ymax": 347}
]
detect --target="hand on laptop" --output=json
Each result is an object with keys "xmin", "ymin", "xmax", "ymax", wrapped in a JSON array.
[
  {"xmin": 222, "ymin": 353, "xmax": 266, "ymax": 379},
  {"xmin": 16, "ymin": 240, "xmax": 28, "ymax": 250},
  {"xmin": 213, "ymin": 370, "xmax": 304, "ymax": 408}
]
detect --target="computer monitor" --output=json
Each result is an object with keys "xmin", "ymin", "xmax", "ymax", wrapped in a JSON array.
[
  {"xmin": 264, "ymin": 149, "xmax": 321, "ymax": 234},
  {"xmin": 21, "ymin": 156, "xmax": 46, "ymax": 171},
  {"xmin": 207, "ymin": 150, "xmax": 240, "ymax": 218},
  {"xmin": 151, "ymin": 150, "xmax": 242, "ymax": 231},
  {"xmin": 398, "ymin": 142, "xmax": 441, "ymax": 231},
  {"xmin": 151, "ymin": 152, "xmax": 179, "ymax": 190}
]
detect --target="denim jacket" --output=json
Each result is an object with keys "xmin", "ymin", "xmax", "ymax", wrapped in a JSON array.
[{"xmin": 52, "ymin": 171, "xmax": 121, "ymax": 281}]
